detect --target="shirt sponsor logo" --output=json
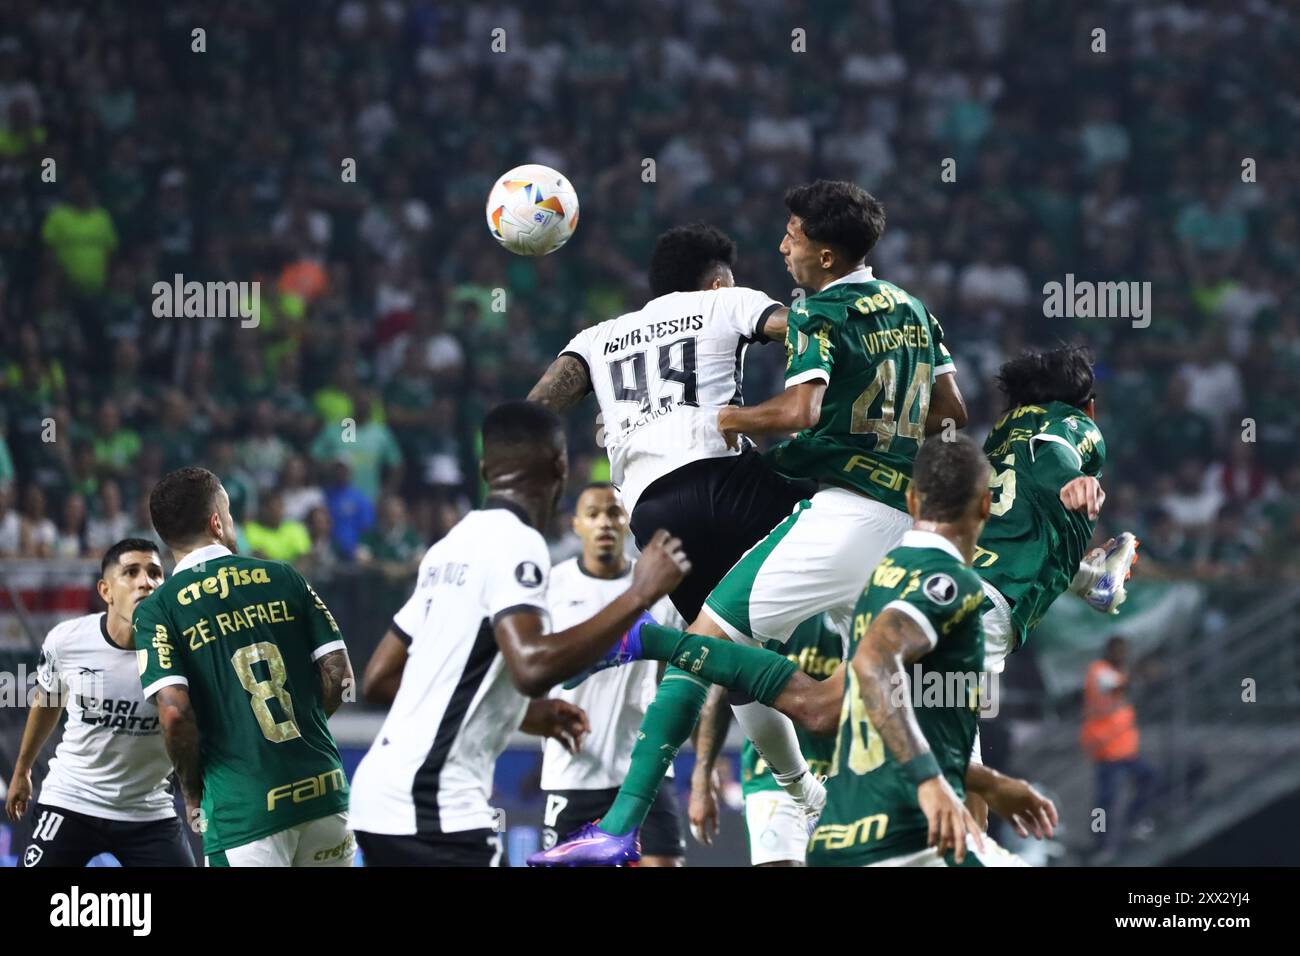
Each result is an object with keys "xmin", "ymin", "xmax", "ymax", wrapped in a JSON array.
[
  {"xmin": 266, "ymin": 767, "xmax": 347, "ymax": 811},
  {"xmin": 809, "ymin": 813, "xmax": 889, "ymax": 851},
  {"xmin": 175, "ymin": 565, "xmax": 271, "ymax": 605}
]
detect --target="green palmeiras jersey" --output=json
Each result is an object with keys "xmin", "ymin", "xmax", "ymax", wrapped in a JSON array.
[
  {"xmin": 134, "ymin": 544, "xmax": 348, "ymax": 854},
  {"xmin": 741, "ymin": 613, "xmax": 842, "ymax": 797},
  {"xmin": 975, "ymin": 401, "xmax": 1105, "ymax": 649},
  {"xmin": 766, "ymin": 267, "xmax": 955, "ymax": 513},
  {"xmin": 808, "ymin": 530, "xmax": 985, "ymax": 867}
]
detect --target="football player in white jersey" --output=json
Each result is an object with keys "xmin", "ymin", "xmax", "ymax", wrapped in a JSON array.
[
  {"xmin": 348, "ymin": 401, "xmax": 689, "ymax": 866},
  {"xmin": 5, "ymin": 539, "xmax": 194, "ymax": 867},
  {"xmin": 539, "ymin": 483, "xmax": 688, "ymax": 865},
  {"xmin": 528, "ymin": 223, "xmax": 813, "ymax": 625}
]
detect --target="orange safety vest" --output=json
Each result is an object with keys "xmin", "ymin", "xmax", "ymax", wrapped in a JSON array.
[{"xmin": 1080, "ymin": 659, "xmax": 1139, "ymax": 761}]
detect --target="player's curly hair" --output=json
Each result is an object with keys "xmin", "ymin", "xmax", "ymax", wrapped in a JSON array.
[
  {"xmin": 784, "ymin": 180, "xmax": 886, "ymax": 262},
  {"xmin": 149, "ymin": 467, "xmax": 223, "ymax": 548},
  {"xmin": 648, "ymin": 223, "xmax": 737, "ymax": 297},
  {"xmin": 996, "ymin": 346, "xmax": 1095, "ymax": 411},
  {"xmin": 912, "ymin": 435, "xmax": 990, "ymax": 522}
]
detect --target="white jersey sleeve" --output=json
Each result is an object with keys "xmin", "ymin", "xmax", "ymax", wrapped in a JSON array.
[
  {"xmin": 559, "ymin": 324, "xmax": 600, "ymax": 381},
  {"xmin": 484, "ymin": 523, "xmax": 551, "ymax": 622},
  {"xmin": 36, "ymin": 630, "xmax": 63, "ymax": 696},
  {"xmin": 714, "ymin": 286, "xmax": 783, "ymax": 341}
]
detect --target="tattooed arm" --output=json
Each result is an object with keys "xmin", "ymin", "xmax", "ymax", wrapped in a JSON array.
[
  {"xmin": 527, "ymin": 354, "xmax": 592, "ymax": 412},
  {"xmin": 155, "ymin": 685, "xmax": 204, "ymax": 814},
  {"xmin": 316, "ymin": 649, "xmax": 352, "ymax": 716},
  {"xmin": 852, "ymin": 608, "xmax": 982, "ymax": 861}
]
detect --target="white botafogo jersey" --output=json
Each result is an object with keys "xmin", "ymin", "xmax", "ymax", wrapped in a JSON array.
[
  {"xmin": 349, "ymin": 503, "xmax": 553, "ymax": 836},
  {"xmin": 560, "ymin": 286, "xmax": 781, "ymax": 513},
  {"xmin": 539, "ymin": 558, "xmax": 684, "ymax": 792},
  {"xmin": 35, "ymin": 613, "xmax": 177, "ymax": 822}
]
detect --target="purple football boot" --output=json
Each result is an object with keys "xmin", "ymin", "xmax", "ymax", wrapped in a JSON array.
[
  {"xmin": 526, "ymin": 822, "xmax": 642, "ymax": 867},
  {"xmin": 560, "ymin": 610, "xmax": 655, "ymax": 690}
]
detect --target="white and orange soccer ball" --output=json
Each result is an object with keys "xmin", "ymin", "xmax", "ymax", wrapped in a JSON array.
[{"xmin": 485, "ymin": 164, "xmax": 580, "ymax": 256}]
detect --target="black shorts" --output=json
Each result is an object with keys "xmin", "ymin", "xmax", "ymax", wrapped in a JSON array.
[
  {"xmin": 630, "ymin": 450, "xmax": 814, "ymax": 623},
  {"xmin": 19, "ymin": 802, "xmax": 195, "ymax": 867},
  {"xmin": 355, "ymin": 827, "xmax": 504, "ymax": 867},
  {"xmin": 542, "ymin": 779, "xmax": 685, "ymax": 858}
]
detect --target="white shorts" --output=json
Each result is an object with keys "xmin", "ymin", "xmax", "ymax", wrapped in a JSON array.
[
  {"xmin": 970, "ymin": 581, "xmax": 1014, "ymax": 766},
  {"xmin": 744, "ymin": 790, "xmax": 809, "ymax": 866},
  {"xmin": 703, "ymin": 488, "xmax": 913, "ymax": 650},
  {"xmin": 981, "ymin": 580, "xmax": 1014, "ymax": 676},
  {"xmin": 209, "ymin": 812, "xmax": 354, "ymax": 867},
  {"xmin": 868, "ymin": 833, "xmax": 1027, "ymax": 867}
]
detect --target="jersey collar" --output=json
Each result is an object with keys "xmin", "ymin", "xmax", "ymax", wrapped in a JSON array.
[
  {"xmin": 900, "ymin": 529, "xmax": 964, "ymax": 563},
  {"xmin": 576, "ymin": 556, "xmax": 632, "ymax": 580},
  {"xmin": 483, "ymin": 497, "xmax": 532, "ymax": 527},
  {"xmin": 98, "ymin": 612, "xmax": 130, "ymax": 652},
  {"xmin": 173, "ymin": 543, "xmax": 233, "ymax": 574},
  {"xmin": 819, "ymin": 265, "xmax": 874, "ymax": 292}
]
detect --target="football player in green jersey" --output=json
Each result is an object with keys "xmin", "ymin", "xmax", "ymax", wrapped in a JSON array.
[
  {"xmin": 688, "ymin": 614, "xmax": 842, "ymax": 866},
  {"xmin": 965, "ymin": 346, "xmax": 1138, "ymax": 826},
  {"xmin": 135, "ymin": 466, "xmax": 356, "ymax": 866},
  {"xmin": 533, "ymin": 181, "xmax": 973, "ymax": 864},
  {"xmin": 532, "ymin": 438, "xmax": 1057, "ymax": 866}
]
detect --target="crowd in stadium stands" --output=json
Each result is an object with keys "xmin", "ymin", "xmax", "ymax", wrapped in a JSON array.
[{"xmin": 0, "ymin": 0, "xmax": 1298, "ymax": 587}]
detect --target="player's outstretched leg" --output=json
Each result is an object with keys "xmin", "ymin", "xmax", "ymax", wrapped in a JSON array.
[{"xmin": 528, "ymin": 626, "xmax": 805, "ymax": 866}]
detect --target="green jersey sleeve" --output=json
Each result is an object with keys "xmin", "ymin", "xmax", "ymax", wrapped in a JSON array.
[
  {"xmin": 133, "ymin": 595, "xmax": 188, "ymax": 700},
  {"xmin": 283, "ymin": 565, "xmax": 347, "ymax": 660},
  {"xmin": 1030, "ymin": 413, "xmax": 1105, "ymax": 478},
  {"xmin": 864, "ymin": 555, "xmax": 984, "ymax": 653},
  {"xmin": 783, "ymin": 302, "xmax": 835, "ymax": 387}
]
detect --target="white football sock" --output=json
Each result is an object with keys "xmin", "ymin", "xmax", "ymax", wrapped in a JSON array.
[{"xmin": 730, "ymin": 699, "xmax": 808, "ymax": 782}]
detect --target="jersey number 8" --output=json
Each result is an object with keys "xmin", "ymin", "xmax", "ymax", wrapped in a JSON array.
[{"xmin": 231, "ymin": 642, "xmax": 303, "ymax": 743}]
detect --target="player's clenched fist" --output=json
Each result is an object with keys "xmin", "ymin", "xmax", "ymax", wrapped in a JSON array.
[
  {"xmin": 631, "ymin": 529, "xmax": 691, "ymax": 605},
  {"xmin": 1059, "ymin": 476, "xmax": 1105, "ymax": 521}
]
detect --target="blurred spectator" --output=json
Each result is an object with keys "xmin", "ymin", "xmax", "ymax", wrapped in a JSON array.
[
  {"xmin": 280, "ymin": 455, "xmax": 326, "ymax": 524},
  {"xmin": 17, "ymin": 484, "xmax": 57, "ymax": 558},
  {"xmin": 356, "ymin": 495, "xmax": 423, "ymax": 567},
  {"xmin": 301, "ymin": 504, "xmax": 340, "ymax": 581},
  {"xmin": 91, "ymin": 400, "xmax": 140, "ymax": 480},
  {"xmin": 53, "ymin": 491, "xmax": 88, "ymax": 558},
  {"xmin": 324, "ymin": 458, "xmax": 375, "ymax": 560},
  {"xmin": 40, "ymin": 174, "xmax": 117, "ymax": 296},
  {"xmin": 0, "ymin": 481, "xmax": 18, "ymax": 556},
  {"xmin": 238, "ymin": 400, "xmax": 293, "ymax": 492},
  {"xmin": 1081, "ymin": 636, "xmax": 1155, "ymax": 859},
  {"xmin": 309, "ymin": 388, "xmax": 402, "ymax": 504},
  {"xmin": 244, "ymin": 490, "xmax": 312, "ymax": 563},
  {"xmin": 85, "ymin": 478, "xmax": 130, "ymax": 553}
]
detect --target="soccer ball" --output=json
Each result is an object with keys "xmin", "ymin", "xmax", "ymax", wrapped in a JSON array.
[{"xmin": 485, "ymin": 164, "xmax": 580, "ymax": 256}]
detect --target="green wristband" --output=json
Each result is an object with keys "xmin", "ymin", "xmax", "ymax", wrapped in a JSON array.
[{"xmin": 901, "ymin": 752, "xmax": 941, "ymax": 786}]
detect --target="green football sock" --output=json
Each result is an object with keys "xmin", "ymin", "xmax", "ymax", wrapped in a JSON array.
[
  {"xmin": 639, "ymin": 623, "xmax": 799, "ymax": 706},
  {"xmin": 599, "ymin": 665, "xmax": 708, "ymax": 836}
]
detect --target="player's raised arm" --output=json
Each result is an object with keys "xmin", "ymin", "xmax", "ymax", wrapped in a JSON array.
[
  {"xmin": 527, "ymin": 353, "xmax": 592, "ymax": 411},
  {"xmin": 964, "ymin": 762, "xmax": 1058, "ymax": 840},
  {"xmin": 494, "ymin": 530, "xmax": 690, "ymax": 697}
]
